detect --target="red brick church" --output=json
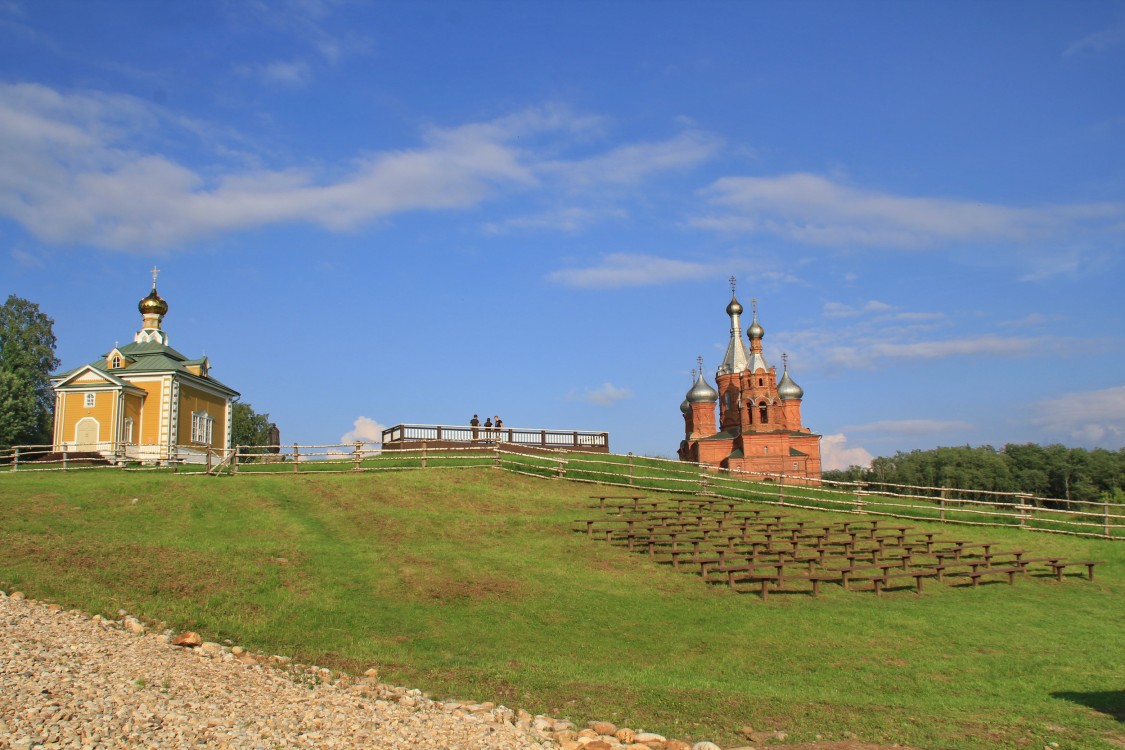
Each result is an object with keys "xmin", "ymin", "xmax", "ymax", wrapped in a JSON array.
[{"xmin": 678, "ymin": 279, "xmax": 822, "ymax": 483}]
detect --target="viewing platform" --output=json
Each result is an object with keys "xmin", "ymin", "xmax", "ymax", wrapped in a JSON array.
[{"xmin": 381, "ymin": 424, "xmax": 610, "ymax": 453}]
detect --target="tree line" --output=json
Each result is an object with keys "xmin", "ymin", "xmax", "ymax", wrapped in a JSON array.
[{"xmin": 824, "ymin": 443, "xmax": 1125, "ymax": 505}]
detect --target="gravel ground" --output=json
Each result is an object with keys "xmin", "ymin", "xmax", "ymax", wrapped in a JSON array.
[{"xmin": 0, "ymin": 590, "xmax": 554, "ymax": 750}]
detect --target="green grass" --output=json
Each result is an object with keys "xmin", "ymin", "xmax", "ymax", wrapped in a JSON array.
[{"xmin": 0, "ymin": 468, "xmax": 1122, "ymax": 749}]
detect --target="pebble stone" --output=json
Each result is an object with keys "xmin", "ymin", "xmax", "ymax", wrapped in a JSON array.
[
  {"xmin": 0, "ymin": 590, "xmax": 743, "ymax": 750},
  {"xmin": 0, "ymin": 590, "xmax": 555, "ymax": 750}
]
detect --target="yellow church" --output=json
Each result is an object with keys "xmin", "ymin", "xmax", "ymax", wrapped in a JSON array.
[{"xmin": 50, "ymin": 272, "xmax": 239, "ymax": 463}]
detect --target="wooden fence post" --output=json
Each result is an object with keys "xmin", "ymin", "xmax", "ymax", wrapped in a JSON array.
[
  {"xmin": 293, "ymin": 443, "xmax": 300, "ymax": 473},
  {"xmin": 494, "ymin": 444, "xmax": 501, "ymax": 470},
  {"xmin": 232, "ymin": 446, "xmax": 240, "ymax": 475},
  {"xmin": 12, "ymin": 446, "xmax": 18, "ymax": 472},
  {"xmin": 777, "ymin": 472, "xmax": 785, "ymax": 505},
  {"xmin": 628, "ymin": 452, "xmax": 634, "ymax": 486},
  {"xmin": 62, "ymin": 448, "xmax": 68, "ymax": 471},
  {"xmin": 1106, "ymin": 501, "xmax": 1112, "ymax": 538},
  {"xmin": 557, "ymin": 453, "xmax": 565, "ymax": 479},
  {"xmin": 699, "ymin": 469, "xmax": 709, "ymax": 495},
  {"xmin": 421, "ymin": 441, "xmax": 427, "ymax": 469},
  {"xmin": 1016, "ymin": 493, "xmax": 1031, "ymax": 528},
  {"xmin": 353, "ymin": 441, "xmax": 362, "ymax": 471},
  {"xmin": 206, "ymin": 451, "xmax": 212, "ymax": 473},
  {"xmin": 854, "ymin": 488, "xmax": 864, "ymax": 514},
  {"xmin": 939, "ymin": 488, "xmax": 947, "ymax": 523}
]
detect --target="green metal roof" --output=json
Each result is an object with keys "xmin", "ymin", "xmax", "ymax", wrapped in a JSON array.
[{"xmin": 54, "ymin": 340, "xmax": 238, "ymax": 397}]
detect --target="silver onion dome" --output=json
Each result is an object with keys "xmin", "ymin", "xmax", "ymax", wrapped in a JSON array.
[
  {"xmin": 747, "ymin": 307, "xmax": 764, "ymax": 340},
  {"xmin": 725, "ymin": 294, "xmax": 743, "ymax": 316},
  {"xmin": 688, "ymin": 371, "xmax": 718, "ymax": 403},
  {"xmin": 680, "ymin": 397, "xmax": 691, "ymax": 414},
  {"xmin": 777, "ymin": 357, "xmax": 804, "ymax": 400}
]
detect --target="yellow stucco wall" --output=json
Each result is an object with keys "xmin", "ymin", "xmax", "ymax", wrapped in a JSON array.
[
  {"xmin": 123, "ymin": 392, "xmax": 144, "ymax": 443},
  {"xmin": 129, "ymin": 378, "xmax": 166, "ymax": 446},
  {"xmin": 177, "ymin": 383, "xmax": 229, "ymax": 448},
  {"xmin": 58, "ymin": 388, "xmax": 117, "ymax": 446}
]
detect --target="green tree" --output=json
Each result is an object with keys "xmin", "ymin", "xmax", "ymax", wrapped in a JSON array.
[
  {"xmin": 231, "ymin": 401, "xmax": 273, "ymax": 455},
  {"xmin": 0, "ymin": 296, "xmax": 59, "ymax": 446}
]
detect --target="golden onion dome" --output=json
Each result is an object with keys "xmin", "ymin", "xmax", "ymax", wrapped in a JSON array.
[{"xmin": 139, "ymin": 287, "xmax": 168, "ymax": 316}]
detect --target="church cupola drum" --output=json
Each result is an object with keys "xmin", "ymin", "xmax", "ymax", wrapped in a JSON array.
[{"xmin": 677, "ymin": 278, "xmax": 821, "ymax": 484}]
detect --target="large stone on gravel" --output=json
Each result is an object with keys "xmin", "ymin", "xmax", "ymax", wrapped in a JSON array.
[
  {"xmin": 583, "ymin": 741, "xmax": 614, "ymax": 750},
  {"xmin": 591, "ymin": 721, "xmax": 618, "ymax": 736},
  {"xmin": 634, "ymin": 732, "xmax": 666, "ymax": 743},
  {"xmin": 663, "ymin": 741, "xmax": 690, "ymax": 750},
  {"xmin": 170, "ymin": 631, "xmax": 202, "ymax": 647},
  {"xmin": 692, "ymin": 742, "xmax": 721, "ymax": 750}
]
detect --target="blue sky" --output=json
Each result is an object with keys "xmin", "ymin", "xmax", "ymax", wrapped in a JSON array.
[{"xmin": 2, "ymin": 1, "xmax": 1123, "ymax": 467}]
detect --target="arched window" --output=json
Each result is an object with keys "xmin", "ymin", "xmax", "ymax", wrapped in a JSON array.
[
  {"xmin": 759, "ymin": 403, "xmax": 769, "ymax": 424},
  {"xmin": 111, "ymin": 355, "xmax": 121, "ymax": 368},
  {"xmin": 758, "ymin": 378, "xmax": 763, "ymax": 386}
]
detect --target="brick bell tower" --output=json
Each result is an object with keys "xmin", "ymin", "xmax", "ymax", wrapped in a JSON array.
[{"xmin": 677, "ymin": 278, "xmax": 821, "ymax": 483}]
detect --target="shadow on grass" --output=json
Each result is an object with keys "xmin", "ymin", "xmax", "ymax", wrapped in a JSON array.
[{"xmin": 1052, "ymin": 690, "xmax": 1125, "ymax": 722}]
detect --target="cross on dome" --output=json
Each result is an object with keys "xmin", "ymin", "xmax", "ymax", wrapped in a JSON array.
[{"xmin": 150, "ymin": 266, "xmax": 160, "ymax": 290}]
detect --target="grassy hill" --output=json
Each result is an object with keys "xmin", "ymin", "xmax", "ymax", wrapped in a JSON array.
[{"xmin": 0, "ymin": 468, "xmax": 1122, "ymax": 749}]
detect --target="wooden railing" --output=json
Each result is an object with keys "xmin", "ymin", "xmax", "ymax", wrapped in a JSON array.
[
  {"xmin": 2, "ymin": 440, "xmax": 1121, "ymax": 539},
  {"xmin": 380, "ymin": 423, "xmax": 609, "ymax": 452}
]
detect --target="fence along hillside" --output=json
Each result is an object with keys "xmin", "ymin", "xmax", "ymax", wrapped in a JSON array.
[{"xmin": 2, "ymin": 440, "xmax": 1122, "ymax": 541}]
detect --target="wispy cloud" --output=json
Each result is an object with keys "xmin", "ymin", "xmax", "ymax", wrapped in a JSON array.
[
  {"xmin": 2, "ymin": 87, "xmax": 715, "ymax": 251},
  {"xmin": 820, "ymin": 433, "xmax": 874, "ymax": 471},
  {"xmin": 548, "ymin": 253, "xmax": 716, "ymax": 288},
  {"xmin": 1065, "ymin": 18, "xmax": 1125, "ymax": 56},
  {"xmin": 548, "ymin": 252, "xmax": 800, "ymax": 289},
  {"xmin": 1030, "ymin": 385, "xmax": 1125, "ymax": 448},
  {"xmin": 689, "ymin": 172, "xmax": 1125, "ymax": 253},
  {"xmin": 568, "ymin": 382, "xmax": 633, "ymax": 406},
  {"xmin": 483, "ymin": 207, "xmax": 628, "ymax": 235},
  {"xmin": 542, "ymin": 130, "xmax": 722, "ymax": 188},
  {"xmin": 238, "ymin": 59, "xmax": 314, "ymax": 87}
]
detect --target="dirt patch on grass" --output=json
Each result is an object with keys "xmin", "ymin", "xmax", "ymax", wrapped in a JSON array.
[{"xmin": 396, "ymin": 555, "xmax": 525, "ymax": 602}]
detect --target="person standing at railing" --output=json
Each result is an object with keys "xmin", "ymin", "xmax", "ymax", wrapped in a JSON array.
[
  {"xmin": 470, "ymin": 414, "xmax": 480, "ymax": 440},
  {"xmin": 483, "ymin": 417, "xmax": 493, "ymax": 442},
  {"xmin": 495, "ymin": 416, "xmax": 503, "ymax": 442}
]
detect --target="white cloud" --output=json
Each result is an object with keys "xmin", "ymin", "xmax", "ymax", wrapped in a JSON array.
[
  {"xmin": 689, "ymin": 172, "xmax": 1124, "ymax": 251},
  {"xmin": 239, "ymin": 59, "xmax": 314, "ymax": 87},
  {"xmin": 548, "ymin": 253, "xmax": 800, "ymax": 289},
  {"xmin": 548, "ymin": 253, "xmax": 716, "ymax": 289},
  {"xmin": 839, "ymin": 419, "xmax": 973, "ymax": 436},
  {"xmin": 542, "ymin": 130, "xmax": 722, "ymax": 187},
  {"xmin": 484, "ymin": 207, "xmax": 627, "ymax": 234},
  {"xmin": 796, "ymin": 332, "xmax": 1043, "ymax": 370},
  {"xmin": 1030, "ymin": 385, "xmax": 1125, "ymax": 448},
  {"xmin": 0, "ymin": 87, "xmax": 604, "ymax": 250},
  {"xmin": 340, "ymin": 415, "xmax": 387, "ymax": 445},
  {"xmin": 820, "ymin": 433, "xmax": 874, "ymax": 471},
  {"xmin": 1065, "ymin": 19, "xmax": 1125, "ymax": 56},
  {"xmin": 0, "ymin": 86, "xmax": 720, "ymax": 251},
  {"xmin": 568, "ymin": 383, "xmax": 633, "ymax": 406}
]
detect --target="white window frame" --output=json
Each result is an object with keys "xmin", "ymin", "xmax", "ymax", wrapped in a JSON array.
[
  {"xmin": 191, "ymin": 411, "xmax": 214, "ymax": 445},
  {"xmin": 123, "ymin": 417, "xmax": 134, "ymax": 444},
  {"xmin": 111, "ymin": 355, "xmax": 121, "ymax": 368},
  {"xmin": 84, "ymin": 392, "xmax": 96, "ymax": 408}
]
